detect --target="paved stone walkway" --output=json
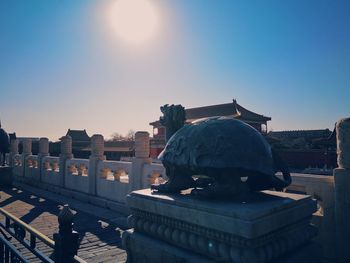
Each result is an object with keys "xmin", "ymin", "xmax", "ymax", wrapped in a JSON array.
[{"xmin": 0, "ymin": 186, "xmax": 128, "ymax": 263}]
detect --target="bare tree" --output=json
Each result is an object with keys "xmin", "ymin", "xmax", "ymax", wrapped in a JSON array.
[
  {"xmin": 110, "ymin": 132, "xmax": 125, "ymax": 141},
  {"xmin": 109, "ymin": 130, "xmax": 135, "ymax": 141},
  {"xmin": 126, "ymin": 130, "xmax": 135, "ymax": 141}
]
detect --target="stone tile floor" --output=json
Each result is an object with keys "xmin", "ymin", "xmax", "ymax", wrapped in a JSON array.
[{"xmin": 0, "ymin": 186, "xmax": 128, "ymax": 263}]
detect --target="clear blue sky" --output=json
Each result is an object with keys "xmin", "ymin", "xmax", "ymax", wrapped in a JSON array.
[{"xmin": 1, "ymin": 0, "xmax": 349, "ymax": 140}]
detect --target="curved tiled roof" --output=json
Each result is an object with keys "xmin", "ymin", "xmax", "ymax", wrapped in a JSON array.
[
  {"xmin": 150, "ymin": 100, "xmax": 271, "ymax": 127},
  {"xmin": 66, "ymin": 129, "xmax": 90, "ymax": 142}
]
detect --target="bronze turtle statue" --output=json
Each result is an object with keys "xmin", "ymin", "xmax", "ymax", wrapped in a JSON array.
[{"xmin": 151, "ymin": 117, "xmax": 291, "ymax": 198}]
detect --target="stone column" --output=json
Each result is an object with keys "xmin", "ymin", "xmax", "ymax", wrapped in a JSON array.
[
  {"xmin": 21, "ymin": 139, "xmax": 32, "ymax": 177},
  {"xmin": 89, "ymin": 134, "xmax": 105, "ymax": 195},
  {"xmin": 59, "ymin": 136, "xmax": 73, "ymax": 188},
  {"xmin": 9, "ymin": 139, "xmax": 19, "ymax": 167},
  {"xmin": 334, "ymin": 118, "xmax": 350, "ymax": 262},
  {"xmin": 38, "ymin": 138, "xmax": 49, "ymax": 181},
  {"xmin": 131, "ymin": 131, "xmax": 151, "ymax": 191}
]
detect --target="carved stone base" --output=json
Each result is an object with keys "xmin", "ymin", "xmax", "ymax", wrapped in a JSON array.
[
  {"xmin": 123, "ymin": 230, "xmax": 322, "ymax": 263},
  {"xmin": 123, "ymin": 230, "xmax": 212, "ymax": 263},
  {"xmin": 123, "ymin": 189, "xmax": 319, "ymax": 263}
]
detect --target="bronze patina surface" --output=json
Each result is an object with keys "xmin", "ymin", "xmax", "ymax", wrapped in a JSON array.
[{"xmin": 152, "ymin": 115, "xmax": 291, "ymax": 198}]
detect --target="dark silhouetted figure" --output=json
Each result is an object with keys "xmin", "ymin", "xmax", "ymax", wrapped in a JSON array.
[{"xmin": 0, "ymin": 120, "xmax": 10, "ymax": 166}]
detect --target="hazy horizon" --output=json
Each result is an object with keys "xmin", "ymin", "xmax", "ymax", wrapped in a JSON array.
[{"xmin": 1, "ymin": 0, "xmax": 349, "ymax": 141}]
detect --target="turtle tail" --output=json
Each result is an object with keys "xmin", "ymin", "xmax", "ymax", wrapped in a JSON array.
[{"xmin": 271, "ymin": 148, "xmax": 291, "ymax": 191}]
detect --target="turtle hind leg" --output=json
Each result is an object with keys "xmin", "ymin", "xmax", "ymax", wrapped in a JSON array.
[{"xmin": 151, "ymin": 166, "xmax": 195, "ymax": 193}]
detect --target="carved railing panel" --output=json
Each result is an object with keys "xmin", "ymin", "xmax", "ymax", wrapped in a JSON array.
[
  {"xmin": 24, "ymin": 155, "xmax": 40, "ymax": 180},
  {"xmin": 142, "ymin": 163, "xmax": 166, "ymax": 187},
  {"xmin": 65, "ymin": 159, "xmax": 89, "ymax": 193},
  {"xmin": 41, "ymin": 156, "xmax": 61, "ymax": 186},
  {"xmin": 96, "ymin": 160, "xmax": 131, "ymax": 203},
  {"xmin": 12, "ymin": 154, "xmax": 23, "ymax": 177}
]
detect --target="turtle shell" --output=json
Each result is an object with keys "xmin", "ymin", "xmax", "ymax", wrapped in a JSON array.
[{"xmin": 159, "ymin": 117, "xmax": 275, "ymax": 177}]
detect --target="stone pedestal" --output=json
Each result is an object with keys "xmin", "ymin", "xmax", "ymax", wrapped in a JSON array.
[{"xmin": 123, "ymin": 189, "xmax": 320, "ymax": 263}]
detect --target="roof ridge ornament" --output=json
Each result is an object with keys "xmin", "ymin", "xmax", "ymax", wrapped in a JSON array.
[{"xmin": 232, "ymin": 98, "xmax": 241, "ymax": 117}]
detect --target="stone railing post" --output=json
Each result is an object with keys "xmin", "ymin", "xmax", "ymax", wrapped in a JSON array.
[
  {"xmin": 21, "ymin": 139, "xmax": 32, "ymax": 177},
  {"xmin": 53, "ymin": 205, "xmax": 79, "ymax": 263},
  {"xmin": 89, "ymin": 134, "xmax": 105, "ymax": 195},
  {"xmin": 9, "ymin": 139, "xmax": 19, "ymax": 167},
  {"xmin": 38, "ymin": 138, "xmax": 49, "ymax": 181},
  {"xmin": 334, "ymin": 118, "xmax": 350, "ymax": 262},
  {"xmin": 131, "ymin": 131, "xmax": 151, "ymax": 191},
  {"xmin": 59, "ymin": 136, "xmax": 73, "ymax": 188}
]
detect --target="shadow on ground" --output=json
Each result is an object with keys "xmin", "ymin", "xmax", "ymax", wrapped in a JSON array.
[{"xmin": 0, "ymin": 186, "xmax": 127, "ymax": 262}]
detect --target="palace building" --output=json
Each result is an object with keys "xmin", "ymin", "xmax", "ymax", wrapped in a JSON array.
[{"xmin": 149, "ymin": 99, "xmax": 271, "ymax": 158}]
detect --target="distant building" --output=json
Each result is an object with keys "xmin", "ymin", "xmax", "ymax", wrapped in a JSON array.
[
  {"xmin": 268, "ymin": 129, "xmax": 332, "ymax": 140},
  {"xmin": 267, "ymin": 128, "xmax": 337, "ymax": 171},
  {"xmin": 66, "ymin": 129, "xmax": 91, "ymax": 151},
  {"xmin": 267, "ymin": 129, "xmax": 335, "ymax": 150},
  {"xmin": 61, "ymin": 129, "xmax": 134, "ymax": 160},
  {"xmin": 149, "ymin": 99, "xmax": 271, "ymax": 157}
]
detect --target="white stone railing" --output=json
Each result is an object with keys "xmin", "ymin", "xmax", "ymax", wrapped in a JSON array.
[
  {"xmin": 65, "ymin": 158, "xmax": 90, "ymax": 194},
  {"xmin": 66, "ymin": 158, "xmax": 89, "ymax": 177},
  {"xmin": 288, "ymin": 173, "xmax": 334, "ymax": 215},
  {"xmin": 98, "ymin": 160, "xmax": 131, "ymax": 182},
  {"xmin": 287, "ymin": 173, "xmax": 335, "ymax": 261},
  {"xmin": 142, "ymin": 163, "xmax": 166, "ymax": 187},
  {"xmin": 41, "ymin": 156, "xmax": 61, "ymax": 186},
  {"xmin": 24, "ymin": 155, "xmax": 40, "ymax": 180},
  {"xmin": 96, "ymin": 160, "xmax": 132, "ymax": 203},
  {"xmin": 6, "ymin": 132, "xmax": 164, "ymax": 207}
]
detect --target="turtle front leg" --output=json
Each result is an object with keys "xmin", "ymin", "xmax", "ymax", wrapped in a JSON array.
[
  {"xmin": 151, "ymin": 166, "xmax": 195, "ymax": 193},
  {"xmin": 191, "ymin": 172, "xmax": 249, "ymax": 199}
]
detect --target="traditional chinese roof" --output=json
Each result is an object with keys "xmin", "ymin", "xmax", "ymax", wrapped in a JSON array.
[
  {"xmin": 66, "ymin": 129, "xmax": 90, "ymax": 142},
  {"xmin": 312, "ymin": 127, "xmax": 336, "ymax": 147},
  {"xmin": 150, "ymin": 99, "xmax": 271, "ymax": 127}
]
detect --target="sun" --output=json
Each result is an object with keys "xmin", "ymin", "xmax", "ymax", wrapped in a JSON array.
[{"xmin": 108, "ymin": 0, "xmax": 159, "ymax": 46}]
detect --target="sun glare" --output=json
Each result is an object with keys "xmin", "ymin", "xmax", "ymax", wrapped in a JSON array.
[{"xmin": 108, "ymin": 0, "xmax": 159, "ymax": 46}]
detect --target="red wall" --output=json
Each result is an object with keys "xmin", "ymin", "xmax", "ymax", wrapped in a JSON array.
[
  {"xmin": 150, "ymin": 147, "xmax": 164, "ymax": 158},
  {"xmin": 278, "ymin": 149, "xmax": 337, "ymax": 169}
]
